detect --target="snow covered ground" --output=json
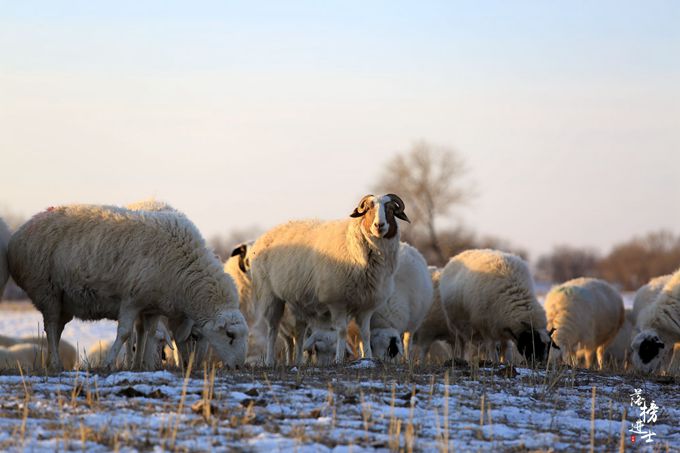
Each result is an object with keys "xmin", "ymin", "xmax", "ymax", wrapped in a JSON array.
[{"xmin": 0, "ymin": 301, "xmax": 677, "ymax": 452}]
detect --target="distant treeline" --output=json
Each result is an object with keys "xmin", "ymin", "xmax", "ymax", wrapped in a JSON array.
[{"xmin": 535, "ymin": 230, "xmax": 680, "ymax": 290}]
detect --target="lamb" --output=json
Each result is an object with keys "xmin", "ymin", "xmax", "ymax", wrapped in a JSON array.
[
  {"xmin": 545, "ymin": 277, "xmax": 624, "ymax": 369},
  {"xmin": 250, "ymin": 193, "xmax": 409, "ymax": 365},
  {"xmin": 0, "ymin": 217, "xmax": 10, "ymax": 298},
  {"xmin": 365, "ymin": 242, "xmax": 433, "ymax": 360},
  {"xmin": 632, "ymin": 274, "xmax": 671, "ymax": 327},
  {"xmin": 631, "ymin": 268, "xmax": 680, "ymax": 373},
  {"xmin": 0, "ymin": 335, "xmax": 78, "ymax": 370},
  {"xmin": 439, "ymin": 249, "xmax": 550, "ymax": 364},
  {"xmin": 0, "ymin": 344, "xmax": 46, "ymax": 371},
  {"xmin": 8, "ymin": 204, "xmax": 248, "ymax": 370},
  {"xmin": 411, "ymin": 267, "xmax": 455, "ymax": 361}
]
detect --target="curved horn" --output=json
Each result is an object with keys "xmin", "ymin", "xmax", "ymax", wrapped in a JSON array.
[
  {"xmin": 386, "ymin": 193, "xmax": 410, "ymax": 223},
  {"xmin": 350, "ymin": 194, "xmax": 374, "ymax": 218}
]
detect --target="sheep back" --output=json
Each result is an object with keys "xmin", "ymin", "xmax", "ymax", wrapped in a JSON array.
[
  {"xmin": 440, "ymin": 249, "xmax": 546, "ymax": 343},
  {"xmin": 8, "ymin": 205, "xmax": 239, "ymax": 324},
  {"xmin": 545, "ymin": 277, "xmax": 624, "ymax": 354},
  {"xmin": 371, "ymin": 242, "xmax": 433, "ymax": 333}
]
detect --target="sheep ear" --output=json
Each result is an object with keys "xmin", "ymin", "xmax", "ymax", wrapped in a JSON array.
[
  {"xmin": 350, "ymin": 208, "xmax": 366, "ymax": 218},
  {"xmin": 505, "ymin": 328, "xmax": 518, "ymax": 342},
  {"xmin": 175, "ymin": 319, "xmax": 195, "ymax": 342},
  {"xmin": 231, "ymin": 244, "xmax": 247, "ymax": 258},
  {"xmin": 395, "ymin": 211, "xmax": 410, "ymax": 223}
]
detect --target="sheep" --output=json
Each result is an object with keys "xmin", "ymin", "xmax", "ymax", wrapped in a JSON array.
[
  {"xmin": 631, "ymin": 268, "xmax": 680, "ymax": 373},
  {"xmin": 545, "ymin": 277, "xmax": 624, "ymax": 369},
  {"xmin": 602, "ymin": 309, "xmax": 634, "ymax": 367},
  {"xmin": 632, "ymin": 274, "xmax": 671, "ymax": 327},
  {"xmin": 0, "ymin": 344, "xmax": 46, "ymax": 371},
  {"xmin": 8, "ymin": 204, "xmax": 248, "ymax": 370},
  {"xmin": 250, "ymin": 193, "xmax": 409, "ymax": 365},
  {"xmin": 411, "ymin": 267, "xmax": 455, "ymax": 362},
  {"xmin": 0, "ymin": 217, "xmax": 10, "ymax": 298},
  {"xmin": 439, "ymin": 249, "xmax": 551, "ymax": 364},
  {"xmin": 364, "ymin": 242, "xmax": 433, "ymax": 360},
  {"xmin": 301, "ymin": 243, "xmax": 432, "ymax": 363},
  {"xmin": 0, "ymin": 335, "xmax": 78, "ymax": 369}
]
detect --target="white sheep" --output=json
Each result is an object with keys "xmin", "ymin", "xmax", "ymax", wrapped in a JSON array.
[
  {"xmin": 631, "ymin": 268, "xmax": 680, "ymax": 373},
  {"xmin": 0, "ymin": 217, "xmax": 10, "ymax": 298},
  {"xmin": 632, "ymin": 274, "xmax": 671, "ymax": 327},
  {"xmin": 440, "ymin": 249, "xmax": 550, "ymax": 364},
  {"xmin": 302, "ymin": 243, "xmax": 432, "ymax": 363},
  {"xmin": 602, "ymin": 309, "xmax": 634, "ymax": 367},
  {"xmin": 0, "ymin": 335, "xmax": 78, "ymax": 370},
  {"xmin": 545, "ymin": 277, "xmax": 624, "ymax": 369},
  {"xmin": 8, "ymin": 204, "xmax": 248, "ymax": 370},
  {"xmin": 250, "ymin": 193, "xmax": 409, "ymax": 365},
  {"xmin": 366, "ymin": 242, "xmax": 433, "ymax": 360},
  {"xmin": 0, "ymin": 344, "xmax": 46, "ymax": 371},
  {"xmin": 411, "ymin": 267, "xmax": 455, "ymax": 362}
]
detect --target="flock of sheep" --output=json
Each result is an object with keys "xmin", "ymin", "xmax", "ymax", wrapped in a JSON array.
[{"xmin": 0, "ymin": 194, "xmax": 678, "ymax": 376}]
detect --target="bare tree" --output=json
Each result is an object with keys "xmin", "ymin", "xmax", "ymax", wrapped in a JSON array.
[
  {"xmin": 598, "ymin": 230, "xmax": 680, "ymax": 290},
  {"xmin": 535, "ymin": 245, "xmax": 600, "ymax": 283},
  {"xmin": 374, "ymin": 141, "xmax": 473, "ymax": 265}
]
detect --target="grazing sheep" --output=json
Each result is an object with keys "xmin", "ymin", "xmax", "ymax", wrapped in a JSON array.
[
  {"xmin": 631, "ymin": 268, "xmax": 680, "ymax": 373},
  {"xmin": 250, "ymin": 194, "xmax": 409, "ymax": 365},
  {"xmin": 0, "ymin": 344, "xmax": 46, "ymax": 371},
  {"xmin": 8, "ymin": 204, "xmax": 248, "ymax": 370},
  {"xmin": 632, "ymin": 274, "xmax": 671, "ymax": 327},
  {"xmin": 602, "ymin": 309, "xmax": 634, "ymax": 367},
  {"xmin": 86, "ymin": 340, "xmax": 117, "ymax": 368},
  {"xmin": 0, "ymin": 217, "xmax": 10, "ymax": 298},
  {"xmin": 369, "ymin": 242, "xmax": 433, "ymax": 360},
  {"xmin": 411, "ymin": 267, "xmax": 455, "ymax": 362},
  {"xmin": 545, "ymin": 278, "xmax": 625, "ymax": 369},
  {"xmin": 306, "ymin": 242, "xmax": 433, "ymax": 364},
  {"xmin": 0, "ymin": 335, "xmax": 77, "ymax": 369},
  {"xmin": 440, "ymin": 249, "xmax": 550, "ymax": 364}
]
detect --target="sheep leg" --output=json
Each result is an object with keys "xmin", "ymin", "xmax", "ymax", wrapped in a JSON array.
[
  {"xmin": 41, "ymin": 295, "xmax": 68, "ymax": 371},
  {"xmin": 105, "ymin": 302, "xmax": 142, "ymax": 370},
  {"xmin": 293, "ymin": 319, "xmax": 307, "ymax": 366},
  {"xmin": 596, "ymin": 346, "xmax": 605, "ymax": 370},
  {"xmin": 263, "ymin": 297, "xmax": 285, "ymax": 366},
  {"xmin": 355, "ymin": 311, "xmax": 373, "ymax": 359},
  {"xmin": 128, "ymin": 316, "xmax": 143, "ymax": 369}
]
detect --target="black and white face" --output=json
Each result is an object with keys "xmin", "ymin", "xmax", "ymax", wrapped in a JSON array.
[
  {"xmin": 631, "ymin": 330, "xmax": 667, "ymax": 373},
  {"xmin": 350, "ymin": 193, "xmax": 410, "ymax": 239},
  {"xmin": 516, "ymin": 328, "xmax": 550, "ymax": 364},
  {"xmin": 370, "ymin": 328, "xmax": 403, "ymax": 361}
]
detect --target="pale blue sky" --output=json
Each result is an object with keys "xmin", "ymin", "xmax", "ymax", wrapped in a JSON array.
[{"xmin": 1, "ymin": 1, "xmax": 679, "ymax": 258}]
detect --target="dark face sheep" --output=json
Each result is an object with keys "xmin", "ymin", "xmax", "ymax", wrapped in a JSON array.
[
  {"xmin": 631, "ymin": 330, "xmax": 667, "ymax": 373},
  {"xmin": 350, "ymin": 194, "xmax": 410, "ymax": 239},
  {"xmin": 230, "ymin": 244, "xmax": 250, "ymax": 273},
  {"xmin": 371, "ymin": 328, "xmax": 404, "ymax": 361},
  {"xmin": 515, "ymin": 326, "xmax": 550, "ymax": 364}
]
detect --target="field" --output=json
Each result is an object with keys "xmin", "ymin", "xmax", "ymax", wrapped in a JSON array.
[{"xmin": 0, "ymin": 302, "xmax": 678, "ymax": 452}]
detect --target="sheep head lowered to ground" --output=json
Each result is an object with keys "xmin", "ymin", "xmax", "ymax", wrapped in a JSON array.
[
  {"xmin": 251, "ymin": 193, "xmax": 409, "ymax": 365},
  {"xmin": 631, "ymin": 268, "xmax": 680, "ymax": 373}
]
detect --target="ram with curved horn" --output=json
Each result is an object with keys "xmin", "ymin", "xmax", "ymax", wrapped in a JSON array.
[{"xmin": 249, "ymin": 193, "xmax": 409, "ymax": 365}]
